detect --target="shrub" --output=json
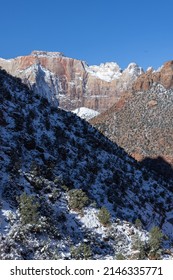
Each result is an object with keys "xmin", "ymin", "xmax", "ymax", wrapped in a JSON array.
[
  {"xmin": 148, "ymin": 226, "xmax": 163, "ymax": 259},
  {"xmin": 71, "ymin": 243, "xmax": 92, "ymax": 260},
  {"xmin": 61, "ymin": 184, "xmax": 70, "ymax": 192},
  {"xmin": 18, "ymin": 192, "xmax": 40, "ymax": 225},
  {"xmin": 48, "ymin": 189, "xmax": 60, "ymax": 203},
  {"xmin": 39, "ymin": 240, "xmax": 60, "ymax": 260},
  {"xmin": 30, "ymin": 161, "xmax": 42, "ymax": 176},
  {"xmin": 135, "ymin": 218, "xmax": 142, "ymax": 229},
  {"xmin": 116, "ymin": 253, "xmax": 126, "ymax": 260},
  {"xmin": 68, "ymin": 189, "xmax": 89, "ymax": 210},
  {"xmin": 131, "ymin": 233, "xmax": 146, "ymax": 259},
  {"xmin": 98, "ymin": 206, "xmax": 111, "ymax": 226}
]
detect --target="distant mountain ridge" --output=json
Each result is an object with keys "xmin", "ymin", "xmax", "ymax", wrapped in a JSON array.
[{"xmin": 0, "ymin": 51, "xmax": 143, "ymax": 114}]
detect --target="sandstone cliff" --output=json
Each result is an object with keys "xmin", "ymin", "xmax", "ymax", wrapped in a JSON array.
[
  {"xmin": 0, "ymin": 51, "xmax": 143, "ymax": 112},
  {"xmin": 132, "ymin": 60, "xmax": 173, "ymax": 91}
]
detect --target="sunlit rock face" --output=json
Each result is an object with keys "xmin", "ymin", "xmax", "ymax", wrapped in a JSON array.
[
  {"xmin": 0, "ymin": 51, "xmax": 143, "ymax": 112},
  {"xmin": 132, "ymin": 60, "xmax": 173, "ymax": 91}
]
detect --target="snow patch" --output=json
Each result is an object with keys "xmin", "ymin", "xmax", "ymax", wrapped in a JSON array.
[
  {"xmin": 86, "ymin": 62, "xmax": 122, "ymax": 82},
  {"xmin": 31, "ymin": 51, "xmax": 65, "ymax": 57},
  {"xmin": 124, "ymin": 63, "xmax": 144, "ymax": 76},
  {"xmin": 72, "ymin": 107, "xmax": 99, "ymax": 120}
]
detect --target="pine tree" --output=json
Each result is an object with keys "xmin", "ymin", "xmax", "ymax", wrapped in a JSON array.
[
  {"xmin": 148, "ymin": 226, "xmax": 163, "ymax": 259},
  {"xmin": 135, "ymin": 218, "xmax": 142, "ymax": 230},
  {"xmin": 68, "ymin": 189, "xmax": 89, "ymax": 210},
  {"xmin": 98, "ymin": 206, "xmax": 111, "ymax": 226},
  {"xmin": 18, "ymin": 192, "xmax": 40, "ymax": 225},
  {"xmin": 131, "ymin": 233, "xmax": 146, "ymax": 259},
  {"xmin": 71, "ymin": 243, "xmax": 92, "ymax": 260},
  {"xmin": 116, "ymin": 253, "xmax": 126, "ymax": 260}
]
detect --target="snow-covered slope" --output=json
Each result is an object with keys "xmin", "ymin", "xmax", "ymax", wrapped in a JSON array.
[
  {"xmin": 0, "ymin": 69, "xmax": 173, "ymax": 260},
  {"xmin": 72, "ymin": 107, "xmax": 99, "ymax": 120}
]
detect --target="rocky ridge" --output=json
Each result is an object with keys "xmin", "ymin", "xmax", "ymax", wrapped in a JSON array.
[
  {"xmin": 90, "ymin": 59, "xmax": 173, "ymax": 178},
  {"xmin": 0, "ymin": 69, "xmax": 173, "ymax": 260},
  {"xmin": 132, "ymin": 60, "xmax": 173, "ymax": 91},
  {"xmin": 0, "ymin": 51, "xmax": 143, "ymax": 113},
  {"xmin": 91, "ymin": 82, "xmax": 173, "ymax": 179}
]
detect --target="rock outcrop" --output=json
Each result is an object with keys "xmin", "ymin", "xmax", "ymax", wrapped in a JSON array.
[
  {"xmin": 0, "ymin": 51, "xmax": 143, "ymax": 112},
  {"xmin": 132, "ymin": 60, "xmax": 173, "ymax": 91}
]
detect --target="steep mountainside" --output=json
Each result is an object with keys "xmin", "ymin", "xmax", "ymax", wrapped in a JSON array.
[
  {"xmin": 91, "ymin": 83, "xmax": 173, "ymax": 179},
  {"xmin": 0, "ymin": 51, "xmax": 143, "ymax": 113},
  {"xmin": 132, "ymin": 61, "xmax": 173, "ymax": 91},
  {"xmin": 0, "ymin": 69, "xmax": 173, "ymax": 260}
]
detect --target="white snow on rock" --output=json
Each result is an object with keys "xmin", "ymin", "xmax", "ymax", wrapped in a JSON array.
[
  {"xmin": 146, "ymin": 66, "xmax": 154, "ymax": 72},
  {"xmin": 124, "ymin": 63, "xmax": 144, "ymax": 76},
  {"xmin": 86, "ymin": 62, "xmax": 122, "ymax": 82},
  {"xmin": 86, "ymin": 62, "xmax": 144, "ymax": 82},
  {"xmin": 31, "ymin": 50, "xmax": 65, "ymax": 57},
  {"xmin": 156, "ymin": 65, "xmax": 164, "ymax": 72},
  {"xmin": 72, "ymin": 107, "xmax": 99, "ymax": 120}
]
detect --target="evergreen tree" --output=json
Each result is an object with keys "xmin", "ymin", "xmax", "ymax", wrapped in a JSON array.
[
  {"xmin": 135, "ymin": 218, "xmax": 142, "ymax": 230},
  {"xmin": 131, "ymin": 233, "xmax": 146, "ymax": 259},
  {"xmin": 68, "ymin": 189, "xmax": 89, "ymax": 210},
  {"xmin": 18, "ymin": 192, "xmax": 40, "ymax": 225},
  {"xmin": 148, "ymin": 226, "xmax": 163, "ymax": 259},
  {"xmin": 116, "ymin": 253, "xmax": 126, "ymax": 260},
  {"xmin": 71, "ymin": 243, "xmax": 92, "ymax": 260},
  {"xmin": 98, "ymin": 206, "xmax": 111, "ymax": 226}
]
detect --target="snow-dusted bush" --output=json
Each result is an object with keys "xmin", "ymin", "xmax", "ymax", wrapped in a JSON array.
[
  {"xmin": 98, "ymin": 206, "xmax": 111, "ymax": 226},
  {"xmin": 71, "ymin": 243, "xmax": 92, "ymax": 260},
  {"xmin": 68, "ymin": 189, "xmax": 89, "ymax": 210},
  {"xmin": 18, "ymin": 192, "xmax": 40, "ymax": 225},
  {"xmin": 135, "ymin": 218, "xmax": 142, "ymax": 230},
  {"xmin": 148, "ymin": 226, "xmax": 163, "ymax": 259},
  {"xmin": 131, "ymin": 233, "xmax": 146, "ymax": 259},
  {"xmin": 116, "ymin": 253, "xmax": 126, "ymax": 260}
]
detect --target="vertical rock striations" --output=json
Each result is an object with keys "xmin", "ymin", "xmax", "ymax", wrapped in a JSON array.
[{"xmin": 0, "ymin": 51, "xmax": 143, "ymax": 112}]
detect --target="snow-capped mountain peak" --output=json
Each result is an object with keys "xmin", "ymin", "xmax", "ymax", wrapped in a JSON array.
[{"xmin": 125, "ymin": 62, "xmax": 144, "ymax": 75}]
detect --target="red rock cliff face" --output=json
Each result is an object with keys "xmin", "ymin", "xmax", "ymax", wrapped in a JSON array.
[
  {"xmin": 0, "ymin": 51, "xmax": 143, "ymax": 112},
  {"xmin": 132, "ymin": 61, "xmax": 173, "ymax": 92}
]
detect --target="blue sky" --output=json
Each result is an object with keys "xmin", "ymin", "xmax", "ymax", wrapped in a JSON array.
[{"xmin": 1, "ymin": 0, "xmax": 173, "ymax": 70}]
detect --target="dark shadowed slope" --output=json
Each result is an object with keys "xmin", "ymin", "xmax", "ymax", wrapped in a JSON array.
[{"xmin": 0, "ymin": 69, "xmax": 173, "ymax": 259}]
